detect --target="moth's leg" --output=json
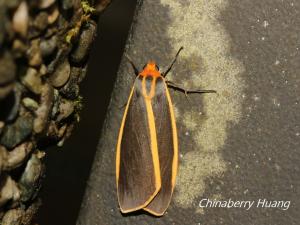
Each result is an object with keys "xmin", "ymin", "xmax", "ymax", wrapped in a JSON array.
[{"xmin": 166, "ymin": 80, "xmax": 216, "ymax": 96}]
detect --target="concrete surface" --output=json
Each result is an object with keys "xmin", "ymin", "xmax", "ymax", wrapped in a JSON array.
[{"xmin": 77, "ymin": 0, "xmax": 300, "ymax": 224}]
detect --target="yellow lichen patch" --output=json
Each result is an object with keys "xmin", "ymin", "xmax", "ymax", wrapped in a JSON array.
[
  {"xmin": 65, "ymin": 15, "xmax": 90, "ymax": 44},
  {"xmin": 66, "ymin": 1, "xmax": 95, "ymax": 44},
  {"xmin": 175, "ymin": 152, "xmax": 226, "ymax": 206},
  {"xmin": 182, "ymin": 111, "xmax": 200, "ymax": 131},
  {"xmin": 66, "ymin": 27, "xmax": 79, "ymax": 44},
  {"xmin": 195, "ymin": 207, "xmax": 205, "ymax": 215},
  {"xmin": 160, "ymin": 0, "xmax": 245, "ymax": 209},
  {"xmin": 81, "ymin": 0, "xmax": 96, "ymax": 14}
]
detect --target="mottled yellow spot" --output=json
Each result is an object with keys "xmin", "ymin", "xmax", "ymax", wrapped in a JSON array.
[
  {"xmin": 182, "ymin": 111, "xmax": 200, "ymax": 131},
  {"xmin": 160, "ymin": 0, "xmax": 245, "ymax": 208}
]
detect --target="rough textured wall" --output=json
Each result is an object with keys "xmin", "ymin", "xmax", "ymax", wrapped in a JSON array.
[
  {"xmin": 78, "ymin": 0, "xmax": 299, "ymax": 225},
  {"xmin": 0, "ymin": 0, "xmax": 110, "ymax": 224}
]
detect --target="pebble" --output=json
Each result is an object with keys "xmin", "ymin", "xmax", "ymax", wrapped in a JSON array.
[
  {"xmin": 57, "ymin": 99, "xmax": 74, "ymax": 121},
  {"xmin": 33, "ymin": 84, "xmax": 54, "ymax": 133},
  {"xmin": 0, "ymin": 113, "xmax": 33, "ymax": 149},
  {"xmin": 5, "ymin": 0, "xmax": 22, "ymax": 9},
  {"xmin": 0, "ymin": 121, "xmax": 4, "ymax": 135},
  {"xmin": 39, "ymin": 0, "xmax": 56, "ymax": 9},
  {"xmin": 51, "ymin": 89, "xmax": 60, "ymax": 118},
  {"xmin": 0, "ymin": 83, "xmax": 22, "ymax": 125},
  {"xmin": 57, "ymin": 124, "xmax": 74, "ymax": 147},
  {"xmin": 59, "ymin": 67, "xmax": 81, "ymax": 99},
  {"xmin": 1, "ymin": 208, "xmax": 24, "ymax": 225},
  {"xmin": 0, "ymin": 142, "xmax": 33, "ymax": 171},
  {"xmin": 47, "ymin": 48, "xmax": 67, "ymax": 74},
  {"xmin": 5, "ymin": 84, "xmax": 22, "ymax": 122},
  {"xmin": 48, "ymin": 7, "xmax": 59, "ymax": 24},
  {"xmin": 12, "ymin": 39, "xmax": 28, "ymax": 57},
  {"xmin": 34, "ymin": 12, "xmax": 48, "ymax": 31},
  {"xmin": 49, "ymin": 59, "xmax": 71, "ymax": 87},
  {"xmin": 0, "ymin": 51, "xmax": 16, "ymax": 86},
  {"xmin": 0, "ymin": 51, "xmax": 16, "ymax": 99},
  {"xmin": 39, "ymin": 64, "xmax": 48, "ymax": 76},
  {"xmin": 46, "ymin": 121, "xmax": 59, "ymax": 140},
  {"xmin": 0, "ymin": 145, "xmax": 7, "ymax": 170},
  {"xmin": 70, "ymin": 22, "xmax": 96, "ymax": 64},
  {"xmin": 78, "ymin": 64, "xmax": 88, "ymax": 83},
  {"xmin": 27, "ymin": 39, "xmax": 42, "ymax": 67},
  {"xmin": 58, "ymin": 124, "xmax": 67, "ymax": 138},
  {"xmin": 0, "ymin": 175, "xmax": 20, "ymax": 207},
  {"xmin": 46, "ymin": 122, "xmax": 67, "ymax": 143},
  {"xmin": 0, "ymin": 84, "xmax": 14, "ymax": 100},
  {"xmin": 40, "ymin": 35, "xmax": 57, "ymax": 58},
  {"xmin": 62, "ymin": 0, "xmax": 74, "ymax": 10},
  {"xmin": 60, "ymin": 79, "xmax": 79, "ymax": 99},
  {"xmin": 12, "ymin": 1, "xmax": 29, "ymax": 37},
  {"xmin": 22, "ymin": 97, "xmax": 39, "ymax": 111},
  {"xmin": 22, "ymin": 67, "xmax": 43, "ymax": 94},
  {"xmin": 19, "ymin": 153, "xmax": 44, "ymax": 202}
]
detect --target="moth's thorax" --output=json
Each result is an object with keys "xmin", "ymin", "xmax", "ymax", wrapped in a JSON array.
[
  {"xmin": 139, "ymin": 61, "xmax": 161, "ymax": 78},
  {"xmin": 138, "ymin": 74, "xmax": 164, "ymax": 100}
]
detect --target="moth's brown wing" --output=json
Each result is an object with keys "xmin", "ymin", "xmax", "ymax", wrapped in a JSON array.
[
  {"xmin": 143, "ymin": 77, "xmax": 178, "ymax": 216},
  {"xmin": 116, "ymin": 76, "xmax": 161, "ymax": 213}
]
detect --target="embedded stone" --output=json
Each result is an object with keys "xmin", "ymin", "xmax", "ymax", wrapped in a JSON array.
[
  {"xmin": 12, "ymin": 1, "xmax": 29, "ymax": 37},
  {"xmin": 49, "ymin": 59, "xmax": 70, "ymax": 88},
  {"xmin": 33, "ymin": 84, "xmax": 54, "ymax": 133},
  {"xmin": 1, "ymin": 208, "xmax": 24, "ymax": 225},
  {"xmin": 19, "ymin": 153, "xmax": 44, "ymax": 202},
  {"xmin": 0, "ymin": 51, "xmax": 16, "ymax": 86},
  {"xmin": 0, "ymin": 114, "xmax": 33, "ymax": 149},
  {"xmin": 22, "ymin": 67, "xmax": 42, "ymax": 94},
  {"xmin": 33, "ymin": 12, "xmax": 48, "ymax": 31},
  {"xmin": 57, "ymin": 98, "xmax": 74, "ymax": 121},
  {"xmin": 40, "ymin": 35, "xmax": 57, "ymax": 58},
  {"xmin": 70, "ymin": 22, "xmax": 96, "ymax": 64},
  {"xmin": 27, "ymin": 39, "xmax": 42, "ymax": 67},
  {"xmin": 39, "ymin": 0, "xmax": 56, "ymax": 9},
  {"xmin": 22, "ymin": 97, "xmax": 39, "ymax": 111},
  {"xmin": 0, "ymin": 175, "xmax": 20, "ymax": 207},
  {"xmin": 48, "ymin": 7, "xmax": 59, "ymax": 24}
]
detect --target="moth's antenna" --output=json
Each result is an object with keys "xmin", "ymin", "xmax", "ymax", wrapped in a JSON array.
[
  {"xmin": 125, "ymin": 54, "xmax": 139, "ymax": 76},
  {"xmin": 162, "ymin": 46, "xmax": 184, "ymax": 77}
]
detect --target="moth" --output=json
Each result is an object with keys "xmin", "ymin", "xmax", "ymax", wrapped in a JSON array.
[{"xmin": 116, "ymin": 47, "xmax": 215, "ymax": 216}]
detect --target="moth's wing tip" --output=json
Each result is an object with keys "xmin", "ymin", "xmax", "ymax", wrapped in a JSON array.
[
  {"xmin": 143, "ymin": 207, "xmax": 166, "ymax": 217},
  {"xmin": 118, "ymin": 184, "xmax": 161, "ymax": 214}
]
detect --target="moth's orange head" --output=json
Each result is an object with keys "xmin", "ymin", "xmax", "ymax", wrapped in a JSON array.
[{"xmin": 139, "ymin": 61, "xmax": 161, "ymax": 77}]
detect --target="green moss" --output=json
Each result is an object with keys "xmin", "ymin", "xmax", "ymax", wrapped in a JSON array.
[
  {"xmin": 74, "ymin": 96, "xmax": 83, "ymax": 122},
  {"xmin": 65, "ymin": 27, "xmax": 79, "ymax": 44},
  {"xmin": 65, "ymin": 1, "xmax": 95, "ymax": 44},
  {"xmin": 81, "ymin": 0, "xmax": 96, "ymax": 14}
]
